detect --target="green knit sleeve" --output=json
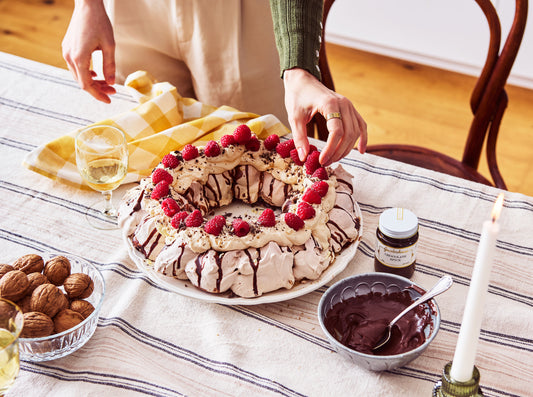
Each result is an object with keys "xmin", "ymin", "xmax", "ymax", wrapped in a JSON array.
[{"xmin": 269, "ymin": 0, "xmax": 324, "ymax": 81}]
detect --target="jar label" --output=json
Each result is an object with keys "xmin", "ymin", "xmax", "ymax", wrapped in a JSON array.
[{"xmin": 375, "ymin": 239, "xmax": 417, "ymax": 268}]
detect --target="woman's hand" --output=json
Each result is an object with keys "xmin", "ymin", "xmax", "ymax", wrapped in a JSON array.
[
  {"xmin": 62, "ymin": 0, "xmax": 116, "ymax": 103},
  {"xmin": 283, "ymin": 68, "xmax": 367, "ymax": 166}
]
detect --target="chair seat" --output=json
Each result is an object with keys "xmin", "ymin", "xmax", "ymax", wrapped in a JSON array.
[{"xmin": 366, "ymin": 144, "xmax": 493, "ymax": 186}]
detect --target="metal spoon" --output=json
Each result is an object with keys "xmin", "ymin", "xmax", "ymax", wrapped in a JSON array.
[{"xmin": 373, "ymin": 275, "xmax": 453, "ymax": 350}]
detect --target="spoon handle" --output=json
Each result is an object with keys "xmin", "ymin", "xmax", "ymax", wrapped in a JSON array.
[{"xmin": 389, "ymin": 275, "xmax": 453, "ymax": 327}]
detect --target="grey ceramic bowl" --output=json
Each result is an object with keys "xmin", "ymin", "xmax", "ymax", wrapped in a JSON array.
[{"xmin": 318, "ymin": 272, "xmax": 441, "ymax": 371}]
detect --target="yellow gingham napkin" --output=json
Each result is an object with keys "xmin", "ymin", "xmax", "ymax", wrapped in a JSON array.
[{"xmin": 22, "ymin": 71, "xmax": 289, "ymax": 189}]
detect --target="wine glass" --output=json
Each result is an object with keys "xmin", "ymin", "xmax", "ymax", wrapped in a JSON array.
[
  {"xmin": 0, "ymin": 299, "xmax": 24, "ymax": 396},
  {"xmin": 75, "ymin": 125, "xmax": 129, "ymax": 230}
]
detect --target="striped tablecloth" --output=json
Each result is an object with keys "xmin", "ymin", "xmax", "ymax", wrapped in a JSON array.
[{"xmin": 1, "ymin": 52, "xmax": 532, "ymax": 397}]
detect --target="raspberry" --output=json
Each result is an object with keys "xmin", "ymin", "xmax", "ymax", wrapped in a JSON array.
[
  {"xmin": 151, "ymin": 181, "xmax": 169, "ymax": 200},
  {"xmin": 204, "ymin": 140, "xmax": 221, "ymax": 157},
  {"xmin": 286, "ymin": 139, "xmax": 296, "ymax": 151},
  {"xmin": 309, "ymin": 145, "xmax": 318, "ymax": 153},
  {"xmin": 170, "ymin": 211, "xmax": 188, "ymax": 229},
  {"xmin": 297, "ymin": 202, "xmax": 315, "ymax": 220},
  {"xmin": 152, "ymin": 168, "xmax": 173, "ymax": 185},
  {"xmin": 257, "ymin": 208, "xmax": 276, "ymax": 227},
  {"xmin": 204, "ymin": 215, "xmax": 226, "ymax": 235},
  {"xmin": 310, "ymin": 180, "xmax": 329, "ymax": 197},
  {"xmin": 232, "ymin": 219, "xmax": 250, "ymax": 237},
  {"xmin": 185, "ymin": 209, "xmax": 203, "ymax": 227},
  {"xmin": 161, "ymin": 198, "xmax": 180, "ymax": 217},
  {"xmin": 305, "ymin": 151, "xmax": 321, "ymax": 175},
  {"xmin": 264, "ymin": 134, "xmax": 280, "ymax": 150},
  {"xmin": 182, "ymin": 144, "xmax": 199, "ymax": 161},
  {"xmin": 284, "ymin": 212, "xmax": 305, "ymax": 231},
  {"xmin": 302, "ymin": 188, "xmax": 322, "ymax": 204},
  {"xmin": 220, "ymin": 134, "xmax": 236, "ymax": 147},
  {"xmin": 312, "ymin": 167, "xmax": 328, "ymax": 180},
  {"xmin": 290, "ymin": 149, "xmax": 304, "ymax": 165},
  {"xmin": 162, "ymin": 154, "xmax": 180, "ymax": 169},
  {"xmin": 245, "ymin": 136, "xmax": 260, "ymax": 151},
  {"xmin": 275, "ymin": 141, "xmax": 293, "ymax": 158},
  {"xmin": 233, "ymin": 124, "xmax": 252, "ymax": 144}
]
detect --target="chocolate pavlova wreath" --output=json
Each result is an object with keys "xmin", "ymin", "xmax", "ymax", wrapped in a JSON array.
[{"xmin": 118, "ymin": 125, "xmax": 362, "ymax": 298}]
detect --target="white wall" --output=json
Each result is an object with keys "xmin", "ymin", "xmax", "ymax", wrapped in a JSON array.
[{"xmin": 325, "ymin": 0, "xmax": 533, "ymax": 89}]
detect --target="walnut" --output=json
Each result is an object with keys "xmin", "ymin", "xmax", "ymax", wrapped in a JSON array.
[
  {"xmin": 0, "ymin": 270, "xmax": 29, "ymax": 301},
  {"xmin": 0, "ymin": 299, "xmax": 18, "ymax": 318},
  {"xmin": 70, "ymin": 300, "xmax": 95, "ymax": 319},
  {"xmin": 27, "ymin": 272, "xmax": 49, "ymax": 294},
  {"xmin": 16, "ymin": 295, "xmax": 32, "ymax": 313},
  {"xmin": 53, "ymin": 309, "xmax": 84, "ymax": 334},
  {"xmin": 20, "ymin": 311, "xmax": 54, "ymax": 338},
  {"xmin": 30, "ymin": 283, "xmax": 68, "ymax": 318},
  {"xmin": 63, "ymin": 273, "xmax": 94, "ymax": 299},
  {"xmin": 13, "ymin": 254, "xmax": 44, "ymax": 275},
  {"xmin": 43, "ymin": 256, "xmax": 71, "ymax": 285},
  {"xmin": 0, "ymin": 264, "xmax": 14, "ymax": 279}
]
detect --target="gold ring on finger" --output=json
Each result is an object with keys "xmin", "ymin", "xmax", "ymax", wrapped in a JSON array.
[{"xmin": 325, "ymin": 112, "xmax": 342, "ymax": 121}]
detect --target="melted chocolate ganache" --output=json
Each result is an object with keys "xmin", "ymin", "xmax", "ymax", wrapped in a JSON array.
[{"xmin": 324, "ymin": 290, "xmax": 433, "ymax": 355}]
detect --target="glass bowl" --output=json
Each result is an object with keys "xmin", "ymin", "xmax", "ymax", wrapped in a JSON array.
[
  {"xmin": 19, "ymin": 253, "xmax": 105, "ymax": 362},
  {"xmin": 318, "ymin": 272, "xmax": 441, "ymax": 371}
]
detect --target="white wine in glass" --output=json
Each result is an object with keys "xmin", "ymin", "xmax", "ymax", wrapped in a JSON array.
[
  {"xmin": 0, "ymin": 299, "xmax": 24, "ymax": 396},
  {"xmin": 75, "ymin": 125, "xmax": 129, "ymax": 230}
]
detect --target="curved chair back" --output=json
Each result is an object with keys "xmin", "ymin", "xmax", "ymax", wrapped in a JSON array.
[{"xmin": 311, "ymin": 0, "xmax": 528, "ymax": 189}]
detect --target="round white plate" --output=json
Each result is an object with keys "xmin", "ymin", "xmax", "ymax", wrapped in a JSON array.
[{"xmin": 125, "ymin": 204, "xmax": 363, "ymax": 305}]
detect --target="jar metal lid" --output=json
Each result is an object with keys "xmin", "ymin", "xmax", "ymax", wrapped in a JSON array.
[{"xmin": 379, "ymin": 208, "xmax": 419, "ymax": 239}]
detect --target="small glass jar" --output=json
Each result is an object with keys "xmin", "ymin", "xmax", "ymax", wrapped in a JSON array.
[{"xmin": 374, "ymin": 208, "xmax": 419, "ymax": 278}]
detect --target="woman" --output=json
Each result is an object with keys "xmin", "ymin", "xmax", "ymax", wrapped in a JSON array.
[{"xmin": 62, "ymin": 0, "xmax": 287, "ymax": 125}]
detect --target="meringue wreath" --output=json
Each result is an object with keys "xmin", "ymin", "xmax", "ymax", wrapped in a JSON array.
[{"xmin": 119, "ymin": 125, "xmax": 361, "ymax": 298}]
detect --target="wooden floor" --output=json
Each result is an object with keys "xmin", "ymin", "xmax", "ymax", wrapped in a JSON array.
[{"xmin": 1, "ymin": 0, "xmax": 532, "ymax": 196}]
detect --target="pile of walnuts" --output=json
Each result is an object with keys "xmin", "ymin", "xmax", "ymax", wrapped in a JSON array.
[{"xmin": 0, "ymin": 253, "xmax": 95, "ymax": 338}]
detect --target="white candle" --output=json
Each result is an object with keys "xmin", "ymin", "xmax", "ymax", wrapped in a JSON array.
[{"xmin": 450, "ymin": 193, "xmax": 504, "ymax": 382}]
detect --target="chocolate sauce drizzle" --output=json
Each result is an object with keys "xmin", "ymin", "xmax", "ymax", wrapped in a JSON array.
[
  {"xmin": 244, "ymin": 166, "xmax": 251, "ymax": 201},
  {"xmin": 336, "ymin": 176, "xmax": 354, "ymax": 194},
  {"xmin": 130, "ymin": 190, "xmax": 144, "ymax": 216},
  {"xmin": 195, "ymin": 255, "xmax": 204, "ymax": 287},
  {"xmin": 244, "ymin": 249, "xmax": 261, "ymax": 296},
  {"xmin": 132, "ymin": 227, "xmax": 161, "ymax": 258},
  {"xmin": 203, "ymin": 175, "xmax": 221, "ymax": 203},
  {"xmin": 171, "ymin": 243, "xmax": 186, "ymax": 276},
  {"xmin": 215, "ymin": 253, "xmax": 223, "ymax": 292}
]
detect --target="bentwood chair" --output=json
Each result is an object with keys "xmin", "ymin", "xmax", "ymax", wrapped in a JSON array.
[{"xmin": 310, "ymin": 0, "xmax": 528, "ymax": 189}]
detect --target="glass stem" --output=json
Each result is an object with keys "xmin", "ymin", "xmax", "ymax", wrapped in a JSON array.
[{"xmin": 102, "ymin": 191, "xmax": 114, "ymax": 216}]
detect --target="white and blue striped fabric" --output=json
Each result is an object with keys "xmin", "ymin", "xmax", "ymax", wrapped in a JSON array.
[{"xmin": 1, "ymin": 51, "xmax": 531, "ymax": 397}]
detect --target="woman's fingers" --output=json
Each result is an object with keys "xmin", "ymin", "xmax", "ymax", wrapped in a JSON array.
[
  {"xmin": 282, "ymin": 68, "xmax": 368, "ymax": 166},
  {"xmin": 61, "ymin": 0, "xmax": 116, "ymax": 103}
]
